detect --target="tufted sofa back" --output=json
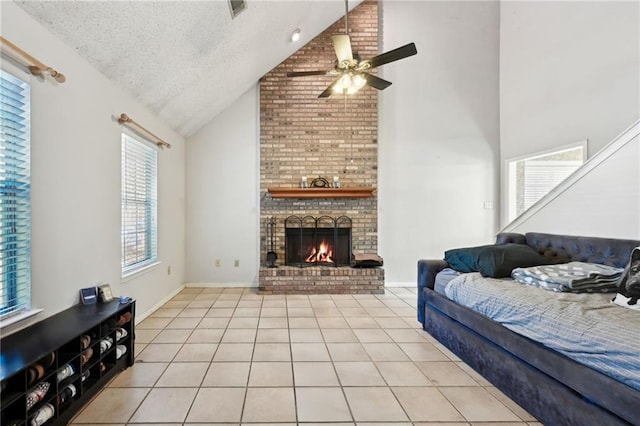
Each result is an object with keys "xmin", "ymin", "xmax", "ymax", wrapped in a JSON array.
[{"xmin": 496, "ymin": 232, "xmax": 640, "ymax": 269}]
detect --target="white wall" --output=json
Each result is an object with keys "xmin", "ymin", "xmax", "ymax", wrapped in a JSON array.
[
  {"xmin": 185, "ymin": 85, "xmax": 259, "ymax": 285},
  {"xmin": 1, "ymin": 1, "xmax": 186, "ymax": 333},
  {"xmin": 378, "ymin": 1, "xmax": 501, "ymax": 285},
  {"xmin": 500, "ymin": 1, "xmax": 640, "ymax": 225}
]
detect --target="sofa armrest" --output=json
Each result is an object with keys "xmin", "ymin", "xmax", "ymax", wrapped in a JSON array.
[
  {"xmin": 495, "ymin": 232, "xmax": 526, "ymax": 245},
  {"xmin": 417, "ymin": 259, "xmax": 449, "ymax": 325}
]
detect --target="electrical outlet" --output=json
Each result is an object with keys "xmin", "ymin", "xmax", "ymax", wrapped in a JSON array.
[
  {"xmin": 167, "ymin": 266, "xmax": 171, "ymax": 275},
  {"xmin": 215, "ymin": 259, "xmax": 221, "ymax": 267},
  {"xmin": 234, "ymin": 259, "xmax": 240, "ymax": 267}
]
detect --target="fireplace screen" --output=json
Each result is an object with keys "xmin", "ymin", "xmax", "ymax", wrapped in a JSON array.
[{"xmin": 285, "ymin": 215, "xmax": 352, "ymax": 267}]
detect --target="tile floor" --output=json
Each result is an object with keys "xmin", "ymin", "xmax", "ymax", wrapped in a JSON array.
[{"xmin": 71, "ymin": 287, "xmax": 541, "ymax": 425}]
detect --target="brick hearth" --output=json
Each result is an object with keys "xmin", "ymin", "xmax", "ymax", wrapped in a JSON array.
[{"xmin": 259, "ymin": 0, "xmax": 382, "ymax": 294}]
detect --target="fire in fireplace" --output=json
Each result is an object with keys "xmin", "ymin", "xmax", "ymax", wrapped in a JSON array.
[{"xmin": 285, "ymin": 215, "xmax": 352, "ymax": 267}]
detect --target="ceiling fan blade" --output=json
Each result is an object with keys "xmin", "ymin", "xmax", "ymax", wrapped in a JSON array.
[
  {"xmin": 363, "ymin": 73, "xmax": 392, "ymax": 90},
  {"xmin": 318, "ymin": 82, "xmax": 336, "ymax": 98},
  {"xmin": 286, "ymin": 70, "xmax": 331, "ymax": 77},
  {"xmin": 362, "ymin": 42, "xmax": 417, "ymax": 69},
  {"xmin": 332, "ymin": 34, "xmax": 353, "ymax": 64}
]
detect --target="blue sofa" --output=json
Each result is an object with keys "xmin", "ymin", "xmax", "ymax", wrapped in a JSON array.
[{"xmin": 417, "ymin": 232, "xmax": 640, "ymax": 425}]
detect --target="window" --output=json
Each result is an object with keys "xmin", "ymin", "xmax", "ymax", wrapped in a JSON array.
[
  {"xmin": 121, "ymin": 132, "xmax": 157, "ymax": 275},
  {"xmin": 0, "ymin": 69, "xmax": 31, "ymax": 319},
  {"xmin": 506, "ymin": 143, "xmax": 586, "ymax": 222}
]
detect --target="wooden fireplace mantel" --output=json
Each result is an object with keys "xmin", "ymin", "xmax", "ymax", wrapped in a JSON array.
[{"xmin": 267, "ymin": 187, "xmax": 376, "ymax": 199}]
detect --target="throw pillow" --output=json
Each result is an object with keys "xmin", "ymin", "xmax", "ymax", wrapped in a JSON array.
[{"xmin": 445, "ymin": 243, "xmax": 551, "ymax": 278}]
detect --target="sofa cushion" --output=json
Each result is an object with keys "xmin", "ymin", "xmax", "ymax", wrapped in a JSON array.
[{"xmin": 445, "ymin": 243, "xmax": 551, "ymax": 278}]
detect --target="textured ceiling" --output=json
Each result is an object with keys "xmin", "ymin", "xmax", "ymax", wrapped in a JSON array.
[{"xmin": 16, "ymin": 0, "xmax": 362, "ymax": 137}]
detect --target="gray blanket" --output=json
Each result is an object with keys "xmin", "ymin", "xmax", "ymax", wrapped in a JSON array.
[{"xmin": 511, "ymin": 261, "xmax": 623, "ymax": 292}]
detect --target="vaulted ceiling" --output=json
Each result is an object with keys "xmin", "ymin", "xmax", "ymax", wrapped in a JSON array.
[{"xmin": 16, "ymin": 0, "xmax": 363, "ymax": 137}]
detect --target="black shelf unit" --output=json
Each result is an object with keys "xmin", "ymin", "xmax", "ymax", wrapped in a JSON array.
[{"xmin": 0, "ymin": 300, "xmax": 135, "ymax": 426}]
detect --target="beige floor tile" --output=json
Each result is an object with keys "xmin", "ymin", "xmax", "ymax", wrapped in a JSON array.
[
  {"xmin": 237, "ymin": 300, "xmax": 262, "ymax": 308},
  {"xmin": 411, "ymin": 423, "xmax": 470, "ymax": 426},
  {"xmin": 178, "ymin": 308, "xmax": 208, "ymax": 318},
  {"xmin": 344, "ymin": 387, "xmax": 409, "ymax": 422},
  {"xmin": 70, "ymin": 423, "xmax": 126, "ymax": 426},
  {"xmin": 375, "ymin": 317, "xmax": 414, "ymax": 329},
  {"xmin": 234, "ymin": 307, "xmax": 261, "ymax": 317},
  {"xmin": 151, "ymin": 308, "xmax": 183, "ymax": 317},
  {"xmin": 433, "ymin": 341, "xmax": 462, "ymax": 360},
  {"xmin": 392, "ymin": 387, "xmax": 465, "ymax": 422},
  {"xmin": 201, "ymin": 287, "xmax": 224, "ymax": 293},
  {"xmin": 156, "ymin": 362, "xmax": 209, "ymax": 387},
  {"xmin": 439, "ymin": 387, "xmax": 521, "ymax": 422},
  {"xmin": 202, "ymin": 362, "xmax": 251, "ymax": 386},
  {"xmin": 456, "ymin": 362, "xmax": 493, "ymax": 386},
  {"xmin": 187, "ymin": 300, "xmax": 214, "ymax": 309},
  {"xmin": 313, "ymin": 307, "xmax": 342, "ymax": 317},
  {"xmin": 161, "ymin": 300, "xmax": 190, "ymax": 309},
  {"xmin": 398, "ymin": 342, "xmax": 450, "ymax": 362},
  {"xmin": 341, "ymin": 308, "xmax": 372, "ymax": 318},
  {"xmin": 135, "ymin": 329, "xmax": 162, "ymax": 344},
  {"xmin": 214, "ymin": 343, "xmax": 254, "ymax": 361},
  {"xmin": 228, "ymin": 316, "xmax": 259, "ymax": 328},
  {"xmin": 362, "ymin": 343, "xmax": 409, "ymax": 361},
  {"xmin": 73, "ymin": 387, "xmax": 150, "ymax": 423},
  {"xmin": 327, "ymin": 343, "xmax": 370, "ymax": 361},
  {"xmin": 375, "ymin": 362, "xmax": 432, "ymax": 386},
  {"xmin": 287, "ymin": 307, "xmax": 315, "ymax": 317},
  {"xmin": 242, "ymin": 387, "xmax": 296, "ymax": 422},
  {"xmin": 222, "ymin": 328, "xmax": 257, "ymax": 343},
  {"xmin": 129, "ymin": 387, "xmax": 198, "ymax": 423},
  {"xmin": 365, "ymin": 307, "xmax": 396, "ymax": 317},
  {"xmin": 136, "ymin": 343, "xmax": 181, "ymax": 362},
  {"xmin": 206, "ymin": 308, "xmax": 234, "ymax": 317},
  {"xmin": 296, "ymin": 387, "xmax": 352, "ymax": 422},
  {"xmin": 253, "ymin": 343, "xmax": 291, "ymax": 361},
  {"xmin": 186, "ymin": 328, "xmax": 225, "ymax": 343},
  {"xmin": 197, "ymin": 317, "xmax": 230, "ymax": 328},
  {"xmin": 317, "ymin": 317, "xmax": 350, "ymax": 328},
  {"xmin": 258, "ymin": 316, "xmax": 288, "ymax": 328},
  {"xmin": 287, "ymin": 299, "xmax": 311, "ymax": 307},
  {"xmin": 334, "ymin": 361, "xmax": 385, "ymax": 386},
  {"xmin": 174, "ymin": 343, "xmax": 218, "ymax": 362},
  {"xmin": 416, "ymin": 362, "xmax": 478, "ymax": 386},
  {"xmin": 385, "ymin": 328, "xmax": 430, "ymax": 342},
  {"xmin": 293, "ymin": 361, "xmax": 340, "ymax": 386},
  {"xmin": 152, "ymin": 329, "xmax": 191, "ymax": 344},
  {"xmin": 358, "ymin": 299, "xmax": 386, "ymax": 308},
  {"xmin": 256, "ymin": 328, "xmax": 290, "ymax": 342},
  {"xmin": 333, "ymin": 298, "xmax": 360, "ymax": 307},
  {"xmin": 393, "ymin": 307, "xmax": 418, "ymax": 317},
  {"xmin": 485, "ymin": 387, "xmax": 537, "ymax": 422},
  {"xmin": 290, "ymin": 328, "xmax": 323, "ymax": 342},
  {"xmin": 137, "ymin": 317, "xmax": 172, "ymax": 329},
  {"xmin": 166, "ymin": 317, "xmax": 202, "ymax": 329},
  {"xmin": 352, "ymin": 328, "xmax": 392, "ymax": 343},
  {"xmin": 185, "ymin": 387, "xmax": 246, "ymax": 423},
  {"xmin": 261, "ymin": 307, "xmax": 287, "ymax": 317},
  {"xmin": 322, "ymin": 328, "xmax": 358, "ymax": 342},
  {"xmin": 213, "ymin": 300, "xmax": 238, "ymax": 308},
  {"xmin": 248, "ymin": 362, "xmax": 293, "ymax": 386},
  {"xmin": 309, "ymin": 299, "xmax": 337, "ymax": 308},
  {"xmin": 291, "ymin": 342, "xmax": 330, "ymax": 361},
  {"xmin": 345, "ymin": 317, "xmax": 380, "ymax": 328},
  {"xmin": 262, "ymin": 299, "xmax": 286, "ymax": 308},
  {"xmin": 288, "ymin": 317, "xmax": 319, "ymax": 328},
  {"xmin": 109, "ymin": 362, "xmax": 168, "ymax": 387},
  {"xmin": 134, "ymin": 343, "xmax": 146, "ymax": 358}
]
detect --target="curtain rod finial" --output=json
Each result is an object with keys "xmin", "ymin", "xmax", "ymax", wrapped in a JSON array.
[{"xmin": 118, "ymin": 113, "xmax": 130, "ymax": 124}]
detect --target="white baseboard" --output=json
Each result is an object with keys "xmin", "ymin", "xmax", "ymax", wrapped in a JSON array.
[
  {"xmin": 384, "ymin": 281, "xmax": 415, "ymax": 288},
  {"xmin": 184, "ymin": 282, "xmax": 258, "ymax": 288},
  {"xmin": 135, "ymin": 284, "xmax": 185, "ymax": 324}
]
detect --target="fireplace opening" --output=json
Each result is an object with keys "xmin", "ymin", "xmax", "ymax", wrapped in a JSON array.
[{"xmin": 285, "ymin": 215, "xmax": 352, "ymax": 267}]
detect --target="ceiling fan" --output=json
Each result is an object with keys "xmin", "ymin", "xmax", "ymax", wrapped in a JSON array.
[{"xmin": 286, "ymin": 0, "xmax": 417, "ymax": 98}]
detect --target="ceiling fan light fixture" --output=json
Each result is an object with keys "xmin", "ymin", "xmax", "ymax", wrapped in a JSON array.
[{"xmin": 333, "ymin": 72, "xmax": 366, "ymax": 95}]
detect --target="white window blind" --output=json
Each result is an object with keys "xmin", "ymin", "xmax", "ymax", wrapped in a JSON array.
[
  {"xmin": 121, "ymin": 132, "xmax": 157, "ymax": 274},
  {"xmin": 0, "ymin": 69, "xmax": 31, "ymax": 319}
]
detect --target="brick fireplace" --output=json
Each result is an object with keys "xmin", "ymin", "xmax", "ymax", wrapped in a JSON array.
[{"xmin": 259, "ymin": 0, "xmax": 383, "ymax": 294}]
